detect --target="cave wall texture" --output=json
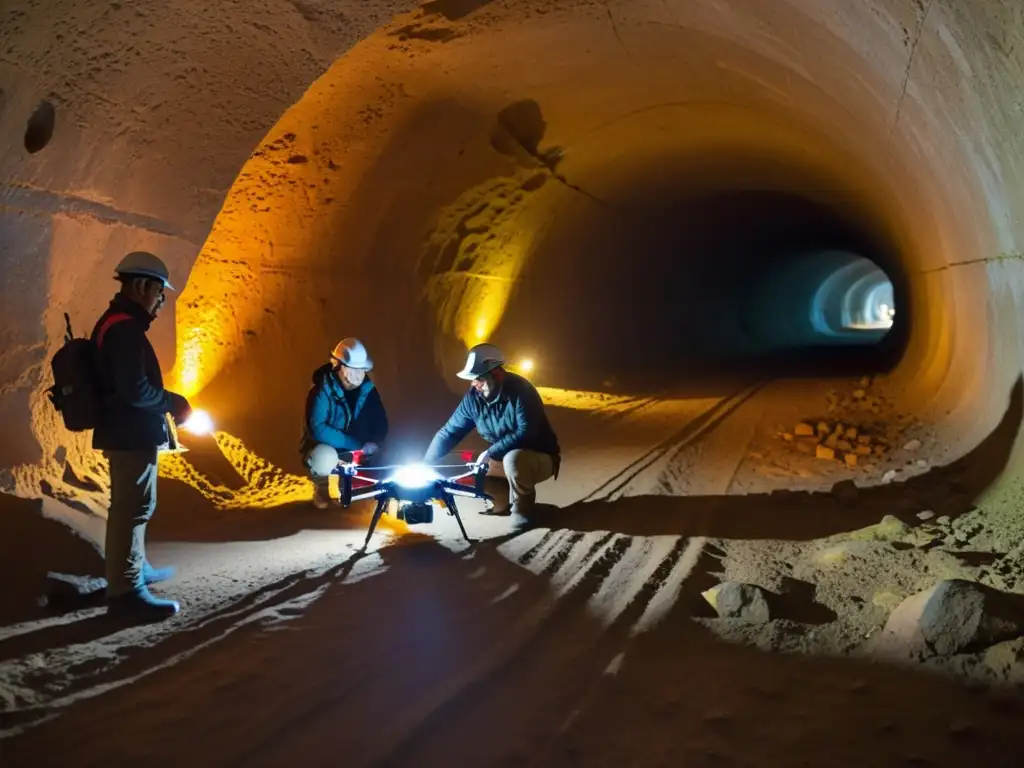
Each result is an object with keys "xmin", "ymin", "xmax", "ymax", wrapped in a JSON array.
[{"xmin": 1, "ymin": 0, "xmax": 1023, "ymax": 507}]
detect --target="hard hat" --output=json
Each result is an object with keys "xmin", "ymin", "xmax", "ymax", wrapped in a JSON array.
[
  {"xmin": 331, "ymin": 338, "xmax": 373, "ymax": 370},
  {"xmin": 114, "ymin": 251, "xmax": 175, "ymax": 290},
  {"xmin": 308, "ymin": 443, "xmax": 339, "ymax": 476},
  {"xmin": 457, "ymin": 343, "xmax": 505, "ymax": 380}
]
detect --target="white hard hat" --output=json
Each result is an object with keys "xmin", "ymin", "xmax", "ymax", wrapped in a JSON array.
[
  {"xmin": 114, "ymin": 251, "xmax": 174, "ymax": 290},
  {"xmin": 308, "ymin": 444, "xmax": 339, "ymax": 476},
  {"xmin": 331, "ymin": 338, "xmax": 373, "ymax": 370},
  {"xmin": 457, "ymin": 343, "xmax": 505, "ymax": 380}
]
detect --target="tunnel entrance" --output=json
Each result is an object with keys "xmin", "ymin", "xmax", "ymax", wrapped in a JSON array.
[{"xmin": 492, "ymin": 187, "xmax": 907, "ymax": 395}]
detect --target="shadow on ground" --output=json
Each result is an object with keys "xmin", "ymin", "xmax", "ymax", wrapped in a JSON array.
[{"xmin": 4, "ymin": 534, "xmax": 1024, "ymax": 767}]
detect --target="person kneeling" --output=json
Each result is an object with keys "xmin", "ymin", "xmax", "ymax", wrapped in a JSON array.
[
  {"xmin": 423, "ymin": 343, "xmax": 560, "ymax": 517},
  {"xmin": 300, "ymin": 338, "xmax": 389, "ymax": 508}
]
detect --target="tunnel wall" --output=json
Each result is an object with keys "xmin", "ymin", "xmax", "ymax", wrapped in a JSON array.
[{"xmin": 1, "ymin": 0, "xmax": 1023, "ymax": 504}]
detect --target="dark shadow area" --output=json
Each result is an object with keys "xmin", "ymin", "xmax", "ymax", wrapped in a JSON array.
[
  {"xmin": 0, "ymin": 494, "xmax": 104, "ymax": 625},
  {"xmin": 495, "ymin": 187, "xmax": 909, "ymax": 395},
  {"xmin": 9, "ymin": 527, "xmax": 1024, "ymax": 766},
  {"xmin": 769, "ymin": 576, "xmax": 840, "ymax": 624},
  {"xmin": 527, "ymin": 374, "xmax": 1022, "ymax": 540},
  {"xmin": 24, "ymin": 98, "xmax": 55, "ymax": 153},
  {"xmin": 490, "ymin": 99, "xmax": 563, "ymax": 170},
  {"xmin": 420, "ymin": 0, "xmax": 499, "ymax": 21}
]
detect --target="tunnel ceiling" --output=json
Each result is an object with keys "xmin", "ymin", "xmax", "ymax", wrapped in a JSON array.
[{"xmin": 2, "ymin": 0, "xmax": 1024, "ymax": 494}]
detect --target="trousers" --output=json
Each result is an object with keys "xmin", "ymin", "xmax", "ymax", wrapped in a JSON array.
[
  {"xmin": 103, "ymin": 448, "xmax": 159, "ymax": 597},
  {"xmin": 502, "ymin": 449, "xmax": 555, "ymax": 506}
]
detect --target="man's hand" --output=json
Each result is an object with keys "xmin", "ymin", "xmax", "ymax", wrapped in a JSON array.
[
  {"xmin": 167, "ymin": 392, "xmax": 192, "ymax": 427},
  {"xmin": 361, "ymin": 442, "xmax": 379, "ymax": 456},
  {"xmin": 474, "ymin": 450, "xmax": 490, "ymax": 469}
]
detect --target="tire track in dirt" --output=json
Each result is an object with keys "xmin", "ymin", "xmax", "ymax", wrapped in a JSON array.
[{"xmin": 579, "ymin": 380, "xmax": 769, "ymax": 503}]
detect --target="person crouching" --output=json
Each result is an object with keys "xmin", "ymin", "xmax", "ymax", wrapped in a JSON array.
[{"xmin": 300, "ymin": 338, "xmax": 389, "ymax": 508}]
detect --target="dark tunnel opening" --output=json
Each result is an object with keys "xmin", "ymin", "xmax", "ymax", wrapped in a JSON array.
[{"xmin": 493, "ymin": 188, "xmax": 909, "ymax": 394}]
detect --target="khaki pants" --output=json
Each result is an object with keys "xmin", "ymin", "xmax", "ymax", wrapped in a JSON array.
[
  {"xmin": 502, "ymin": 449, "xmax": 555, "ymax": 506},
  {"xmin": 104, "ymin": 449, "xmax": 159, "ymax": 597}
]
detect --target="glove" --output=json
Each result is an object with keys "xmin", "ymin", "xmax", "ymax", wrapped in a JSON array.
[
  {"xmin": 361, "ymin": 442, "xmax": 379, "ymax": 456},
  {"xmin": 167, "ymin": 392, "xmax": 192, "ymax": 427},
  {"xmin": 474, "ymin": 450, "xmax": 490, "ymax": 469}
]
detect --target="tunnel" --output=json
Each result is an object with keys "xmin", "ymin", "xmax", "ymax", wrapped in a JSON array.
[{"xmin": 2, "ymin": 0, "xmax": 1024, "ymax": 761}]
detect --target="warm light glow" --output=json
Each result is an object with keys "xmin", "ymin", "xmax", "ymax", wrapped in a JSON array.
[
  {"xmin": 182, "ymin": 409, "xmax": 214, "ymax": 436},
  {"xmin": 519, "ymin": 358, "xmax": 535, "ymax": 374},
  {"xmin": 389, "ymin": 463, "xmax": 442, "ymax": 489}
]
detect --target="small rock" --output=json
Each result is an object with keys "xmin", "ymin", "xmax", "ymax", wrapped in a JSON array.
[
  {"xmin": 845, "ymin": 427, "xmax": 858, "ymax": 439},
  {"xmin": 855, "ymin": 445, "xmax": 872, "ymax": 456},
  {"xmin": 849, "ymin": 515, "xmax": 910, "ymax": 542},
  {"xmin": 882, "ymin": 469, "xmax": 898, "ymax": 483},
  {"xmin": 936, "ymin": 515, "xmax": 951, "ymax": 526},
  {"xmin": 796, "ymin": 441, "xmax": 813, "ymax": 454},
  {"xmin": 781, "ymin": 432, "xmax": 794, "ymax": 442},
  {"xmin": 853, "ymin": 389, "xmax": 866, "ymax": 399},
  {"xmin": 824, "ymin": 434, "xmax": 839, "ymax": 449},
  {"xmin": 857, "ymin": 434, "xmax": 872, "ymax": 445},
  {"xmin": 816, "ymin": 421, "xmax": 831, "ymax": 436},
  {"xmin": 837, "ymin": 439, "xmax": 854, "ymax": 452},
  {"xmin": 916, "ymin": 459, "xmax": 928, "ymax": 468},
  {"xmin": 874, "ymin": 445, "xmax": 886, "ymax": 456},
  {"xmin": 831, "ymin": 479, "xmax": 859, "ymax": 502},
  {"xmin": 860, "ymin": 376, "xmax": 871, "ymax": 388},
  {"xmin": 702, "ymin": 582, "xmax": 771, "ymax": 623},
  {"xmin": 904, "ymin": 439, "xmax": 922, "ymax": 452},
  {"xmin": 917, "ymin": 510, "xmax": 935, "ymax": 521},
  {"xmin": 794, "ymin": 423, "xmax": 815, "ymax": 437},
  {"xmin": 873, "ymin": 590, "xmax": 903, "ymax": 610},
  {"xmin": 816, "ymin": 445, "xmax": 836, "ymax": 461},
  {"xmin": 844, "ymin": 453, "xmax": 858, "ymax": 467}
]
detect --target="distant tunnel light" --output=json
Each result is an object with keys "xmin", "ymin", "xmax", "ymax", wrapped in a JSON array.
[
  {"xmin": 519, "ymin": 357, "xmax": 535, "ymax": 373},
  {"xmin": 816, "ymin": 256, "xmax": 896, "ymax": 333}
]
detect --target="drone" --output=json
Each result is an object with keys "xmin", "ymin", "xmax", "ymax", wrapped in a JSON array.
[{"xmin": 333, "ymin": 450, "xmax": 495, "ymax": 549}]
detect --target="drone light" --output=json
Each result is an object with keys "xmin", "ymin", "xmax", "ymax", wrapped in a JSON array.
[{"xmin": 389, "ymin": 463, "xmax": 442, "ymax": 489}]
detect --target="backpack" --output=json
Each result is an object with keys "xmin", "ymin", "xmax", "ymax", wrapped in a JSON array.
[{"xmin": 48, "ymin": 311, "xmax": 131, "ymax": 432}]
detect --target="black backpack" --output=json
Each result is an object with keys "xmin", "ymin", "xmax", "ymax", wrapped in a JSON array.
[{"xmin": 48, "ymin": 311, "xmax": 130, "ymax": 432}]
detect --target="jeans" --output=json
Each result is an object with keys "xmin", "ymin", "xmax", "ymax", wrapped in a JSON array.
[{"xmin": 103, "ymin": 448, "xmax": 159, "ymax": 597}]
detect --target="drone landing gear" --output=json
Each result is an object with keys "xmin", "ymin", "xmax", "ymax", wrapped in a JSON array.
[{"xmin": 360, "ymin": 492, "xmax": 472, "ymax": 550}]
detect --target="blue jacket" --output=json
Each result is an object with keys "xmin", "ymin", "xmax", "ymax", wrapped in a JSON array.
[
  {"xmin": 300, "ymin": 364, "xmax": 389, "ymax": 454},
  {"xmin": 91, "ymin": 294, "xmax": 188, "ymax": 451},
  {"xmin": 424, "ymin": 372, "xmax": 560, "ymax": 464}
]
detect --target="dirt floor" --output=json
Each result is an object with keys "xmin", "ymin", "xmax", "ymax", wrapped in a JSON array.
[{"xmin": 3, "ymin": 374, "xmax": 1024, "ymax": 766}]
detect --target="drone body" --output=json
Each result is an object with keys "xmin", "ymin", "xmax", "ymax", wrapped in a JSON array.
[{"xmin": 334, "ymin": 459, "xmax": 493, "ymax": 549}]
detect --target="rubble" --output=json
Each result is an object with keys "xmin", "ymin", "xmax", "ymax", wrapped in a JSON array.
[{"xmin": 771, "ymin": 376, "xmax": 927, "ymax": 471}]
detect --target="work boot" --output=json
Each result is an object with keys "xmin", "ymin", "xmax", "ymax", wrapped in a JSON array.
[
  {"xmin": 479, "ymin": 502, "xmax": 512, "ymax": 516},
  {"xmin": 107, "ymin": 587, "xmax": 180, "ymax": 622},
  {"xmin": 312, "ymin": 480, "xmax": 331, "ymax": 510},
  {"xmin": 143, "ymin": 562, "xmax": 177, "ymax": 585},
  {"xmin": 509, "ymin": 494, "xmax": 536, "ymax": 518}
]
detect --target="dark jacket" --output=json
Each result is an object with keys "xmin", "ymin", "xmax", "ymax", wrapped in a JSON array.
[
  {"xmin": 91, "ymin": 294, "xmax": 186, "ymax": 451},
  {"xmin": 424, "ymin": 372, "xmax": 560, "ymax": 464},
  {"xmin": 300, "ymin": 364, "xmax": 389, "ymax": 455}
]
